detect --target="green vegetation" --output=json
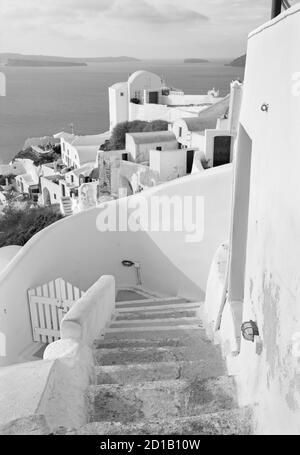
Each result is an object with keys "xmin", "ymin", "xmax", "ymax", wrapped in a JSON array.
[
  {"xmin": 13, "ymin": 144, "xmax": 61, "ymax": 166},
  {"xmin": 101, "ymin": 119, "xmax": 169, "ymax": 151},
  {"xmin": 0, "ymin": 205, "xmax": 63, "ymax": 247}
]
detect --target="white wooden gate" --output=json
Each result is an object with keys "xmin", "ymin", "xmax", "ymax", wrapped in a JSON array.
[{"xmin": 28, "ymin": 278, "xmax": 85, "ymax": 344}]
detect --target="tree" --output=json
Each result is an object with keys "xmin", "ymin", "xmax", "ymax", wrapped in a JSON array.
[
  {"xmin": 143, "ymin": 120, "xmax": 168, "ymax": 132},
  {"xmin": 0, "ymin": 205, "xmax": 63, "ymax": 247}
]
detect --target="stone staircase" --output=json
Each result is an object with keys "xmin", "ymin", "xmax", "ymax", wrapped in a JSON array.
[
  {"xmin": 60, "ymin": 196, "xmax": 73, "ymax": 217},
  {"xmin": 72, "ymin": 294, "xmax": 253, "ymax": 435}
]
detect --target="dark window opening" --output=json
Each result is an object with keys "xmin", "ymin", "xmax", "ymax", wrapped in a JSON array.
[
  {"xmin": 149, "ymin": 91, "xmax": 159, "ymax": 104},
  {"xmin": 186, "ymin": 150, "xmax": 195, "ymax": 174},
  {"xmin": 213, "ymin": 136, "xmax": 231, "ymax": 167}
]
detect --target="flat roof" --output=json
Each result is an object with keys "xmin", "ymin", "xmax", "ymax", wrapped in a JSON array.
[{"xmin": 126, "ymin": 131, "xmax": 176, "ymax": 145}]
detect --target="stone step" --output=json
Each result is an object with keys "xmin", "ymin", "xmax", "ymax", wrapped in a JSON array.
[
  {"xmin": 115, "ymin": 298, "xmax": 189, "ymax": 310},
  {"xmin": 114, "ymin": 309, "xmax": 199, "ymax": 321},
  {"xmin": 95, "ymin": 337, "xmax": 225, "ymax": 367},
  {"xmin": 96, "ymin": 359, "xmax": 225, "ymax": 385},
  {"xmin": 93, "ymin": 337, "xmax": 190, "ymax": 350},
  {"xmin": 103, "ymin": 326, "xmax": 204, "ymax": 340},
  {"xmin": 109, "ymin": 317, "xmax": 203, "ymax": 330},
  {"xmin": 87, "ymin": 376, "xmax": 238, "ymax": 423},
  {"xmin": 116, "ymin": 303, "xmax": 200, "ymax": 313},
  {"xmin": 71, "ymin": 407, "xmax": 253, "ymax": 435}
]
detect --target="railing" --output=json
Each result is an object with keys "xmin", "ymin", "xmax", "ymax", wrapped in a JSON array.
[{"xmin": 60, "ymin": 275, "xmax": 115, "ymax": 346}]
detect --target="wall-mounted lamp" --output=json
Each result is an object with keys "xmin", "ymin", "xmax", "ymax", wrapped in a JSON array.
[
  {"xmin": 122, "ymin": 260, "xmax": 135, "ymax": 268},
  {"xmin": 241, "ymin": 320, "xmax": 259, "ymax": 342},
  {"xmin": 121, "ymin": 260, "xmax": 142, "ymax": 286},
  {"xmin": 261, "ymin": 103, "xmax": 269, "ymax": 113}
]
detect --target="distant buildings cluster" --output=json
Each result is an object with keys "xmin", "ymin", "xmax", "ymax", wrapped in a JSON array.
[{"xmin": 0, "ymin": 71, "xmax": 243, "ymax": 216}]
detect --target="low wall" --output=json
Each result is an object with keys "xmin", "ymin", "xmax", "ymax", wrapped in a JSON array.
[{"xmin": 60, "ymin": 275, "xmax": 115, "ymax": 345}]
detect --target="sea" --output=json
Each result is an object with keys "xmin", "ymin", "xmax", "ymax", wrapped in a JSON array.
[{"xmin": 0, "ymin": 59, "xmax": 244, "ymax": 165}]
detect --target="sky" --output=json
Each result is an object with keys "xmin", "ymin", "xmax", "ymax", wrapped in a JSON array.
[{"xmin": 0, "ymin": 0, "xmax": 276, "ymax": 59}]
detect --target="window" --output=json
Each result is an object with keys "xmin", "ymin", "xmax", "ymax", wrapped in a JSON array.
[
  {"xmin": 179, "ymin": 127, "xmax": 182, "ymax": 138},
  {"xmin": 54, "ymin": 194, "xmax": 57, "ymax": 200},
  {"xmin": 156, "ymin": 146, "xmax": 162, "ymax": 151},
  {"xmin": 71, "ymin": 175, "xmax": 74, "ymax": 183},
  {"xmin": 120, "ymin": 92, "xmax": 124, "ymax": 97}
]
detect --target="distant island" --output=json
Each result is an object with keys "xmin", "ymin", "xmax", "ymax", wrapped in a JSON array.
[
  {"xmin": 184, "ymin": 58, "xmax": 209, "ymax": 64},
  {"xmin": 226, "ymin": 55, "xmax": 246, "ymax": 67},
  {"xmin": 0, "ymin": 53, "xmax": 141, "ymax": 66},
  {"xmin": 7, "ymin": 59, "xmax": 87, "ymax": 67}
]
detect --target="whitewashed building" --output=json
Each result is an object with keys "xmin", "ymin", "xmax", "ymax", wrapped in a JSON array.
[
  {"xmin": 125, "ymin": 131, "xmax": 178, "ymax": 163},
  {"xmin": 109, "ymin": 70, "xmax": 223, "ymax": 130},
  {"xmin": 61, "ymin": 133, "xmax": 110, "ymax": 169}
]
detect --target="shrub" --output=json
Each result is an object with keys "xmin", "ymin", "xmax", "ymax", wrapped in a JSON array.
[
  {"xmin": 13, "ymin": 145, "xmax": 61, "ymax": 166},
  {"xmin": 0, "ymin": 205, "xmax": 63, "ymax": 247}
]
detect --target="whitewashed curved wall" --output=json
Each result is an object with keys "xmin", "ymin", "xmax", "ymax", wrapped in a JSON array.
[{"xmin": 0, "ymin": 166, "xmax": 232, "ymax": 366}]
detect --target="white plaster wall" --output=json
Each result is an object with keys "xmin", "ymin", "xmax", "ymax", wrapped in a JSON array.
[
  {"xmin": 109, "ymin": 83, "xmax": 128, "ymax": 130},
  {"xmin": 15, "ymin": 159, "xmax": 40, "ymax": 182},
  {"xmin": 129, "ymin": 103, "xmax": 201, "ymax": 124},
  {"xmin": 129, "ymin": 102, "xmax": 170, "ymax": 123},
  {"xmin": 126, "ymin": 135, "xmax": 178, "ymax": 163},
  {"xmin": 172, "ymin": 119, "xmax": 191, "ymax": 147},
  {"xmin": 150, "ymin": 149, "xmax": 187, "ymax": 182},
  {"xmin": 0, "ymin": 165, "xmax": 232, "ymax": 367},
  {"xmin": 191, "ymin": 133, "xmax": 206, "ymax": 152},
  {"xmin": 119, "ymin": 161, "xmax": 160, "ymax": 193},
  {"xmin": 41, "ymin": 165, "xmax": 57, "ymax": 178},
  {"xmin": 136, "ymin": 140, "xmax": 178, "ymax": 163},
  {"xmin": 41, "ymin": 177, "xmax": 62, "ymax": 205},
  {"xmin": 162, "ymin": 94, "xmax": 223, "ymax": 106},
  {"xmin": 0, "ymin": 246, "xmax": 22, "ymax": 275},
  {"xmin": 0, "ymin": 163, "xmax": 25, "ymax": 177},
  {"xmin": 217, "ymin": 118, "xmax": 229, "ymax": 130},
  {"xmin": 228, "ymin": 81, "xmax": 243, "ymax": 138},
  {"xmin": 226, "ymin": 4, "xmax": 300, "ymax": 434}
]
